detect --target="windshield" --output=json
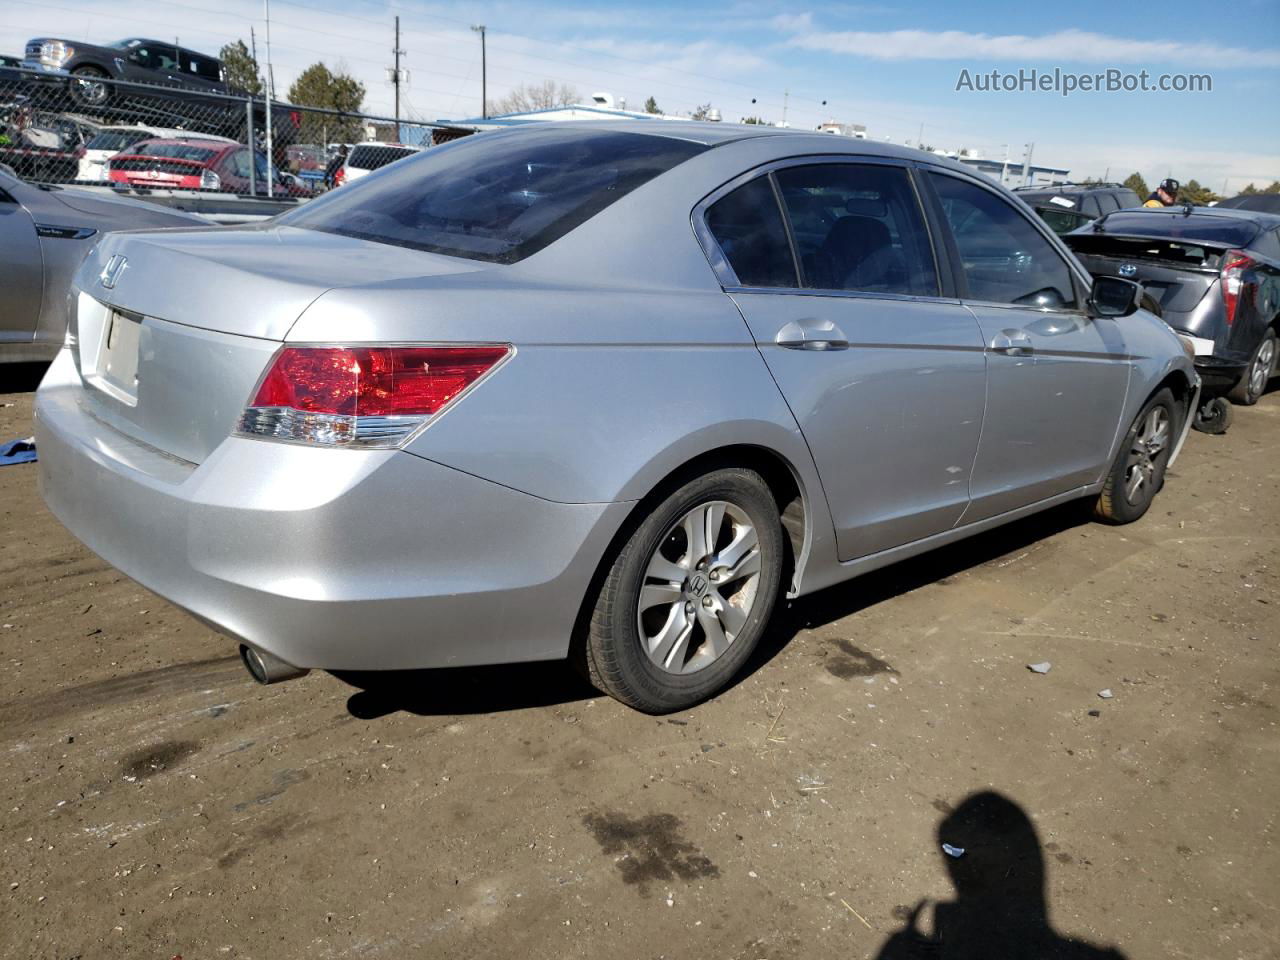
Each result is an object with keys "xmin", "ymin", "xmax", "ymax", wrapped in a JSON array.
[
  {"xmin": 347, "ymin": 145, "xmax": 417, "ymax": 170},
  {"xmin": 86, "ymin": 130, "xmax": 152, "ymax": 151},
  {"xmin": 283, "ymin": 127, "xmax": 707, "ymax": 264},
  {"xmin": 1086, "ymin": 211, "xmax": 1259, "ymax": 247}
]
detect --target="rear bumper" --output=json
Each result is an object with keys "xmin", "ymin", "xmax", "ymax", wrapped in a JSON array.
[
  {"xmin": 1192, "ymin": 355, "xmax": 1247, "ymax": 396},
  {"xmin": 35, "ymin": 349, "xmax": 627, "ymax": 670}
]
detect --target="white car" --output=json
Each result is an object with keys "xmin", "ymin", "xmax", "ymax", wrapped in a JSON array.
[
  {"xmin": 336, "ymin": 142, "xmax": 421, "ymax": 186},
  {"xmin": 76, "ymin": 126, "xmax": 234, "ymax": 183}
]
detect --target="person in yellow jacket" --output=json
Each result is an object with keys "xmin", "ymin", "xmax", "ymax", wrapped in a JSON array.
[{"xmin": 1144, "ymin": 178, "xmax": 1180, "ymax": 207}]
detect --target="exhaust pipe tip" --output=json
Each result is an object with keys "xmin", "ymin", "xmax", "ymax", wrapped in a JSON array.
[{"xmin": 239, "ymin": 644, "xmax": 309, "ymax": 685}]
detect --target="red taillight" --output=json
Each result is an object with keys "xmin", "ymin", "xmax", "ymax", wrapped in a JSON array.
[
  {"xmin": 333, "ymin": 166, "xmax": 345, "ymax": 186},
  {"xmin": 1220, "ymin": 249, "xmax": 1255, "ymax": 327},
  {"xmin": 238, "ymin": 345, "xmax": 510, "ymax": 447}
]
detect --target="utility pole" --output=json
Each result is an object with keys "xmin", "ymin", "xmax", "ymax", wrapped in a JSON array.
[
  {"xmin": 1000, "ymin": 144, "xmax": 1009, "ymax": 184},
  {"xmin": 471, "ymin": 24, "xmax": 486, "ymax": 118},
  {"xmin": 1021, "ymin": 142, "xmax": 1034, "ymax": 186},
  {"xmin": 781, "ymin": 88, "xmax": 789, "ymax": 127},
  {"xmin": 263, "ymin": 0, "xmax": 275, "ymax": 198},
  {"xmin": 390, "ymin": 15, "xmax": 406, "ymax": 124}
]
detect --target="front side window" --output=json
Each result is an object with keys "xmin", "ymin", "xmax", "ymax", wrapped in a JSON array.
[
  {"xmin": 776, "ymin": 164, "xmax": 938, "ymax": 296},
  {"xmin": 703, "ymin": 176, "xmax": 797, "ymax": 288},
  {"xmin": 283, "ymin": 127, "xmax": 707, "ymax": 264},
  {"xmin": 930, "ymin": 173, "xmax": 1078, "ymax": 309}
]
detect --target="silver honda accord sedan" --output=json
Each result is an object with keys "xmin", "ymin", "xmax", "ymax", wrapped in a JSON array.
[{"xmin": 36, "ymin": 121, "xmax": 1198, "ymax": 712}]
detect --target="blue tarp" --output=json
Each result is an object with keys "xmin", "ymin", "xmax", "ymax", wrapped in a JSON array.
[{"xmin": 0, "ymin": 437, "xmax": 36, "ymax": 466}]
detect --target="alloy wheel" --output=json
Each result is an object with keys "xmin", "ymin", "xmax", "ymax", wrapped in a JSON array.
[
  {"xmin": 637, "ymin": 500, "xmax": 762, "ymax": 675},
  {"xmin": 1249, "ymin": 338, "xmax": 1275, "ymax": 399},
  {"xmin": 1123, "ymin": 406, "xmax": 1170, "ymax": 505}
]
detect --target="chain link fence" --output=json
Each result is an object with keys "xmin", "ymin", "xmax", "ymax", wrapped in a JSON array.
[{"xmin": 0, "ymin": 65, "xmax": 472, "ymax": 214}]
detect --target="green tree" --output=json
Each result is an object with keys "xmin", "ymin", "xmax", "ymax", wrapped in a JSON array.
[
  {"xmin": 741, "ymin": 115, "xmax": 766, "ymax": 124},
  {"xmin": 1122, "ymin": 172, "xmax": 1149, "ymax": 199},
  {"xmin": 1177, "ymin": 179, "xmax": 1219, "ymax": 206},
  {"xmin": 643, "ymin": 96, "xmax": 661, "ymax": 114},
  {"xmin": 1265, "ymin": 180, "xmax": 1280, "ymax": 194},
  {"xmin": 219, "ymin": 39, "xmax": 261, "ymax": 96},
  {"xmin": 287, "ymin": 62, "xmax": 366, "ymax": 144},
  {"xmin": 690, "ymin": 102, "xmax": 713, "ymax": 120},
  {"xmin": 1240, "ymin": 183, "xmax": 1259, "ymax": 195}
]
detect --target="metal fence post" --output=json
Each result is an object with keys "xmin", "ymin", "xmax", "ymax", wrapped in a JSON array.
[{"xmin": 245, "ymin": 98, "xmax": 257, "ymax": 196}]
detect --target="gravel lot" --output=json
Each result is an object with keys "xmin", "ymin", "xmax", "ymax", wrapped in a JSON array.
[{"xmin": 2, "ymin": 367, "xmax": 1277, "ymax": 960}]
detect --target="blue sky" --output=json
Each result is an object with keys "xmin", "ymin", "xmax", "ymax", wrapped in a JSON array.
[{"xmin": 3, "ymin": 0, "xmax": 1277, "ymax": 189}]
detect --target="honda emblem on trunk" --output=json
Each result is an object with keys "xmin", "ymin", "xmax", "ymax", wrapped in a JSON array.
[
  {"xmin": 1118, "ymin": 263, "xmax": 1137, "ymax": 277},
  {"xmin": 99, "ymin": 255, "xmax": 128, "ymax": 289}
]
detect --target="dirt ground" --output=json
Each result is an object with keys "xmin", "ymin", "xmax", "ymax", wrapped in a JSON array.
[{"xmin": 1, "ymin": 365, "xmax": 1276, "ymax": 960}]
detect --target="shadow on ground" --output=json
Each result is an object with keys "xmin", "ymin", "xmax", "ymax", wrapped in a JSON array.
[
  {"xmin": 335, "ymin": 660, "xmax": 598, "ymax": 719},
  {"xmin": 336, "ymin": 501, "xmax": 1089, "ymax": 718},
  {"xmin": 0, "ymin": 363, "xmax": 49, "ymax": 395},
  {"xmin": 738, "ymin": 500, "xmax": 1091, "ymax": 687},
  {"xmin": 874, "ymin": 790, "xmax": 1126, "ymax": 960}
]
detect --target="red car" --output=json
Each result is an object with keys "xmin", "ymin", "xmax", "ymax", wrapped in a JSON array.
[{"xmin": 107, "ymin": 137, "xmax": 307, "ymax": 195}]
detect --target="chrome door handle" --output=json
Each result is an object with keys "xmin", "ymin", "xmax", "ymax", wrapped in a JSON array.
[
  {"xmin": 990, "ymin": 330, "xmax": 1034, "ymax": 357},
  {"xmin": 775, "ymin": 318, "xmax": 849, "ymax": 351}
]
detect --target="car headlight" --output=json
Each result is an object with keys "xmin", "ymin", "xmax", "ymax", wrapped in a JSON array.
[
  {"xmin": 1176, "ymin": 334, "xmax": 1196, "ymax": 362},
  {"xmin": 41, "ymin": 41, "xmax": 75, "ymax": 66}
]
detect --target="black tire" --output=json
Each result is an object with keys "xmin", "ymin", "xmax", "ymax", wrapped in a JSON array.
[
  {"xmin": 1228, "ymin": 329, "xmax": 1277, "ymax": 406},
  {"xmin": 1192, "ymin": 396, "xmax": 1233, "ymax": 435},
  {"xmin": 1092, "ymin": 388, "xmax": 1178, "ymax": 524},
  {"xmin": 583, "ymin": 468, "xmax": 784, "ymax": 713},
  {"xmin": 68, "ymin": 66, "xmax": 110, "ymax": 107}
]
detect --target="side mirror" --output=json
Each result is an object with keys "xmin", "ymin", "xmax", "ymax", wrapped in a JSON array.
[{"xmin": 1088, "ymin": 275, "xmax": 1142, "ymax": 318}]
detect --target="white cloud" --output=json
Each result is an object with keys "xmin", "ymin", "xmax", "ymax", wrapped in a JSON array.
[{"xmin": 783, "ymin": 27, "xmax": 1280, "ymax": 69}]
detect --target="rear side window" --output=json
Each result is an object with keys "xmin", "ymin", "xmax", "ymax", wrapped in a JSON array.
[
  {"xmin": 931, "ymin": 173, "xmax": 1078, "ymax": 309},
  {"xmin": 704, "ymin": 176, "xmax": 796, "ymax": 288},
  {"xmin": 285, "ymin": 127, "xmax": 707, "ymax": 264},
  {"xmin": 777, "ymin": 163, "xmax": 938, "ymax": 296},
  {"xmin": 1116, "ymin": 189, "xmax": 1142, "ymax": 208},
  {"xmin": 179, "ymin": 51, "xmax": 222, "ymax": 82},
  {"xmin": 348, "ymin": 145, "xmax": 417, "ymax": 171}
]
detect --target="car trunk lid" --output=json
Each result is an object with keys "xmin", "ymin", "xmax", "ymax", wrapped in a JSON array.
[
  {"xmin": 69, "ymin": 226, "xmax": 486, "ymax": 463},
  {"xmin": 1066, "ymin": 233, "xmax": 1225, "ymax": 315}
]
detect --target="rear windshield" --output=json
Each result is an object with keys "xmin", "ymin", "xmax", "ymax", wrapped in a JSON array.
[
  {"xmin": 347, "ymin": 145, "xmax": 417, "ymax": 170},
  {"xmin": 1019, "ymin": 191, "xmax": 1079, "ymax": 210},
  {"xmin": 286, "ymin": 127, "xmax": 708, "ymax": 263},
  {"xmin": 134, "ymin": 142, "xmax": 216, "ymax": 163},
  {"xmin": 1088, "ymin": 211, "xmax": 1259, "ymax": 247},
  {"xmin": 86, "ymin": 130, "xmax": 152, "ymax": 151},
  {"xmin": 1066, "ymin": 234, "xmax": 1223, "ymax": 268}
]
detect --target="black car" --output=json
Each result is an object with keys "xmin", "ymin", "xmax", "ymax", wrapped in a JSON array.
[
  {"xmin": 1217, "ymin": 194, "xmax": 1280, "ymax": 215},
  {"xmin": 22, "ymin": 37, "xmax": 229, "ymax": 107},
  {"xmin": 1066, "ymin": 207, "xmax": 1280, "ymax": 432},
  {"xmin": 17, "ymin": 37, "xmax": 298, "ymax": 160},
  {"xmin": 1014, "ymin": 183, "xmax": 1143, "ymax": 235}
]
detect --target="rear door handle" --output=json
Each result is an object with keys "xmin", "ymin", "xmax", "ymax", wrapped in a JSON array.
[
  {"xmin": 775, "ymin": 318, "xmax": 849, "ymax": 351},
  {"xmin": 990, "ymin": 330, "xmax": 1034, "ymax": 357}
]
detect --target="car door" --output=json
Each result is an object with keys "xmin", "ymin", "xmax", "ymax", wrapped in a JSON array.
[
  {"xmin": 698, "ymin": 159, "xmax": 987, "ymax": 562},
  {"xmin": 925, "ymin": 170, "xmax": 1130, "ymax": 522},
  {"xmin": 0, "ymin": 185, "xmax": 43, "ymax": 345}
]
